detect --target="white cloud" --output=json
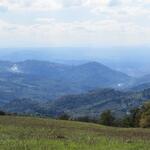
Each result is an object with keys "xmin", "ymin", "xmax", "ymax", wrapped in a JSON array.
[
  {"xmin": 35, "ymin": 18, "xmax": 56, "ymax": 23},
  {"xmin": 0, "ymin": 0, "xmax": 63, "ymax": 11},
  {"xmin": 0, "ymin": 17, "xmax": 149, "ymax": 47},
  {"xmin": 0, "ymin": 0, "xmax": 150, "ymax": 12},
  {"xmin": 0, "ymin": 0, "xmax": 150, "ymax": 47},
  {"xmin": 82, "ymin": 0, "xmax": 110, "ymax": 7}
]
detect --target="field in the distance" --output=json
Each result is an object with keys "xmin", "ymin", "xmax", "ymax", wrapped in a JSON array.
[{"xmin": 0, "ymin": 116, "xmax": 150, "ymax": 150}]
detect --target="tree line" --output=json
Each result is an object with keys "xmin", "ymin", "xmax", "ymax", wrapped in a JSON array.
[
  {"xmin": 1, "ymin": 102, "xmax": 149, "ymax": 128},
  {"xmin": 58, "ymin": 102, "xmax": 150, "ymax": 128}
]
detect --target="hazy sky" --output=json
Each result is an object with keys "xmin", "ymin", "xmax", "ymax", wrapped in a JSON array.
[{"xmin": 0, "ymin": 0, "xmax": 150, "ymax": 48}]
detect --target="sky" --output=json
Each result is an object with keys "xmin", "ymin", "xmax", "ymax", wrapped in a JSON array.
[{"xmin": 0, "ymin": 0, "xmax": 150, "ymax": 48}]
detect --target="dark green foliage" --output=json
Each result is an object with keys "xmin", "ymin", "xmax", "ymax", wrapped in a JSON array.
[
  {"xmin": 122, "ymin": 102, "xmax": 150, "ymax": 128},
  {"xmin": 74, "ymin": 116, "xmax": 98, "ymax": 123},
  {"xmin": 58, "ymin": 113, "xmax": 70, "ymax": 120},
  {"xmin": 121, "ymin": 116, "xmax": 134, "ymax": 127},
  {"xmin": 69, "ymin": 102, "xmax": 149, "ymax": 128},
  {"xmin": 130, "ymin": 108, "xmax": 141, "ymax": 127},
  {"xmin": 0, "ymin": 110, "xmax": 6, "ymax": 115},
  {"xmin": 111, "ymin": 102, "xmax": 150, "ymax": 128},
  {"xmin": 120, "ymin": 108, "xmax": 142, "ymax": 128},
  {"xmin": 139, "ymin": 102, "xmax": 150, "ymax": 128},
  {"xmin": 99, "ymin": 110, "xmax": 115, "ymax": 126}
]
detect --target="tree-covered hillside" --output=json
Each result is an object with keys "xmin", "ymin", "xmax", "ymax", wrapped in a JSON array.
[
  {"xmin": 2, "ymin": 88, "xmax": 150, "ymax": 118},
  {"xmin": 0, "ymin": 60, "xmax": 132, "ymax": 104}
]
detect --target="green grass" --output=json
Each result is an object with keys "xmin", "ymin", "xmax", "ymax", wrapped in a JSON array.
[{"xmin": 0, "ymin": 116, "xmax": 150, "ymax": 150}]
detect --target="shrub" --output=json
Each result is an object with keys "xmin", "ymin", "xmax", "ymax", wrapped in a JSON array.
[
  {"xmin": 99, "ymin": 110, "xmax": 115, "ymax": 126},
  {"xmin": 58, "ymin": 113, "xmax": 70, "ymax": 120},
  {"xmin": 0, "ymin": 110, "xmax": 6, "ymax": 116},
  {"xmin": 139, "ymin": 102, "xmax": 150, "ymax": 128},
  {"xmin": 140, "ymin": 115, "xmax": 150, "ymax": 128},
  {"xmin": 75, "ymin": 116, "xmax": 98, "ymax": 123}
]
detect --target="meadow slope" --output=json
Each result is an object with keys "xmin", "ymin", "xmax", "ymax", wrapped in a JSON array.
[{"xmin": 0, "ymin": 116, "xmax": 150, "ymax": 150}]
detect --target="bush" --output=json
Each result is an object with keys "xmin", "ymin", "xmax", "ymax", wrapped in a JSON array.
[
  {"xmin": 75, "ymin": 116, "xmax": 98, "ymax": 123},
  {"xmin": 0, "ymin": 110, "xmax": 6, "ymax": 116},
  {"xmin": 139, "ymin": 102, "xmax": 150, "ymax": 128},
  {"xmin": 99, "ymin": 110, "xmax": 115, "ymax": 126},
  {"xmin": 120, "ymin": 116, "xmax": 133, "ymax": 127},
  {"xmin": 140, "ymin": 115, "xmax": 150, "ymax": 128},
  {"xmin": 58, "ymin": 113, "xmax": 70, "ymax": 120}
]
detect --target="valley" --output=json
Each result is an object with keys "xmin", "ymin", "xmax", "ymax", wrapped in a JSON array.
[{"xmin": 0, "ymin": 60, "xmax": 150, "ymax": 118}]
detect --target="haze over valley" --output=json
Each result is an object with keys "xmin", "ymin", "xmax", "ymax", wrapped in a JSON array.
[{"xmin": 0, "ymin": 49, "xmax": 150, "ymax": 117}]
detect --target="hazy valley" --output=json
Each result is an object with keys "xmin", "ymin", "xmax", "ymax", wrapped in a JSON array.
[{"xmin": 0, "ymin": 58, "xmax": 150, "ymax": 118}]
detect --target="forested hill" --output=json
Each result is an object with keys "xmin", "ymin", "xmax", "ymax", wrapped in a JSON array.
[
  {"xmin": 3, "ymin": 88, "xmax": 150, "ymax": 118},
  {"xmin": 0, "ymin": 60, "xmax": 132, "ymax": 104}
]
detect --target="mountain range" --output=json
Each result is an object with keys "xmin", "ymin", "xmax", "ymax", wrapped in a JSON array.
[
  {"xmin": 0, "ymin": 60, "xmax": 133, "ymax": 104},
  {"xmin": 1, "ymin": 48, "xmax": 150, "ymax": 77},
  {"xmin": 0, "ymin": 60, "xmax": 150, "ymax": 117}
]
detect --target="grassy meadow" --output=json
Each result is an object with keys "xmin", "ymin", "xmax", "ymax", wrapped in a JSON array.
[{"xmin": 0, "ymin": 116, "xmax": 150, "ymax": 150}]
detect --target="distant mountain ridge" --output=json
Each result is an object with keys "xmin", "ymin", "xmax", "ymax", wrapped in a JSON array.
[
  {"xmin": 0, "ymin": 60, "xmax": 132, "ymax": 104},
  {"xmin": 0, "ymin": 60, "xmax": 150, "ymax": 118}
]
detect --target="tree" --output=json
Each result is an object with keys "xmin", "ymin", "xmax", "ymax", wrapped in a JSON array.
[
  {"xmin": 58, "ymin": 113, "xmax": 70, "ymax": 120},
  {"xmin": 129, "ymin": 108, "xmax": 141, "ymax": 127},
  {"xmin": 140, "ymin": 115, "xmax": 150, "ymax": 128},
  {"xmin": 121, "ymin": 116, "xmax": 133, "ymax": 127},
  {"xmin": 99, "ymin": 110, "xmax": 115, "ymax": 126},
  {"xmin": 0, "ymin": 110, "xmax": 6, "ymax": 116},
  {"xmin": 75, "ymin": 116, "xmax": 97, "ymax": 123},
  {"xmin": 139, "ymin": 102, "xmax": 150, "ymax": 128}
]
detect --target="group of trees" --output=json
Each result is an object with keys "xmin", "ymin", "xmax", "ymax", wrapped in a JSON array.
[
  {"xmin": 97, "ymin": 102, "xmax": 150, "ymax": 128},
  {"xmin": 58, "ymin": 102, "xmax": 150, "ymax": 128},
  {"xmin": 0, "ymin": 110, "xmax": 6, "ymax": 116},
  {"xmin": 137, "ymin": 102, "xmax": 150, "ymax": 128}
]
